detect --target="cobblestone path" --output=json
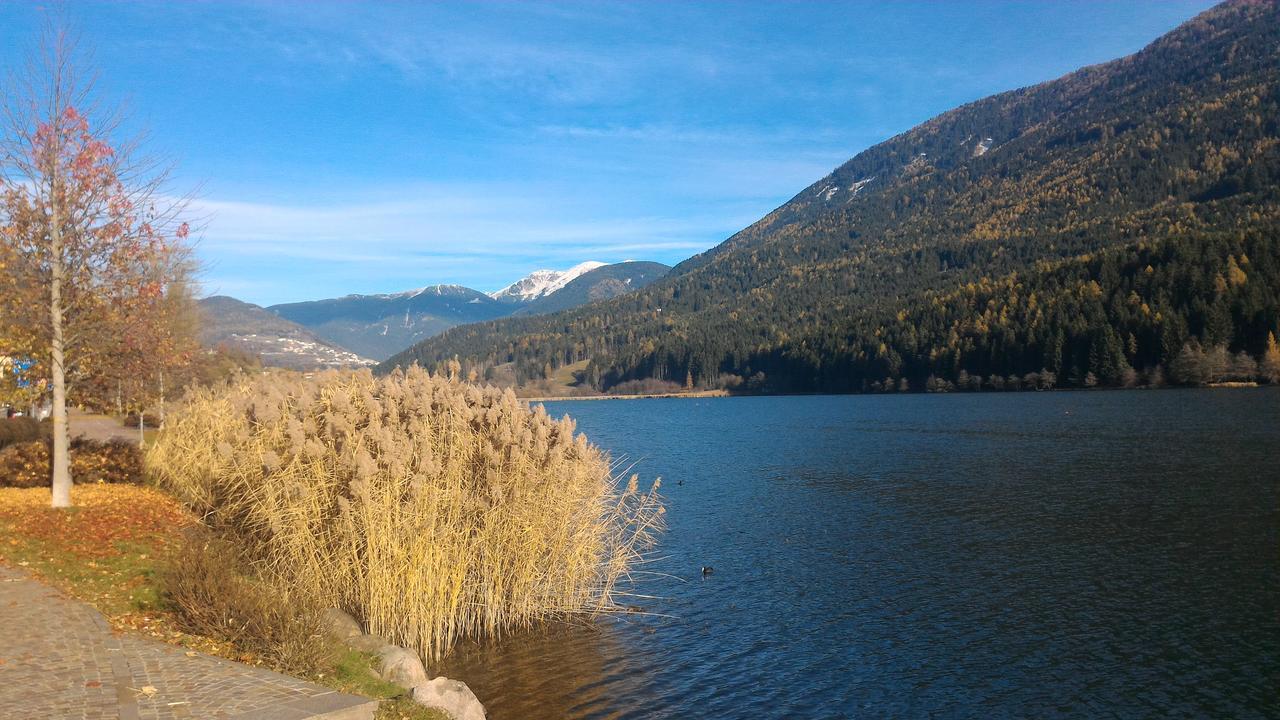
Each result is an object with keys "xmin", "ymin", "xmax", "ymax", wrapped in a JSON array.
[{"xmin": 0, "ymin": 565, "xmax": 376, "ymax": 720}]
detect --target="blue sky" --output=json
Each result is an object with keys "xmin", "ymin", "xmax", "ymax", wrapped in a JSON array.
[{"xmin": 0, "ymin": 1, "xmax": 1216, "ymax": 306}]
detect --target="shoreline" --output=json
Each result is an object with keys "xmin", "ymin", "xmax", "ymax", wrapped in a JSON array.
[
  {"xmin": 520, "ymin": 383, "xmax": 1274, "ymax": 403},
  {"xmin": 521, "ymin": 389, "xmax": 731, "ymax": 402}
]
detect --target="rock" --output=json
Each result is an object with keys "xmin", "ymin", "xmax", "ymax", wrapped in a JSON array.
[
  {"xmin": 411, "ymin": 677, "xmax": 486, "ymax": 720},
  {"xmin": 321, "ymin": 608, "xmax": 363, "ymax": 640},
  {"xmin": 346, "ymin": 633, "xmax": 387, "ymax": 653},
  {"xmin": 377, "ymin": 645, "xmax": 428, "ymax": 689}
]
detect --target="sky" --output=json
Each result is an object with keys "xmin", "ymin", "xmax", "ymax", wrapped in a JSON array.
[{"xmin": 0, "ymin": 0, "xmax": 1217, "ymax": 306}]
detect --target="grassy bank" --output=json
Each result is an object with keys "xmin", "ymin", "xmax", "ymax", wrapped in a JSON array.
[
  {"xmin": 0, "ymin": 484, "xmax": 445, "ymax": 720},
  {"xmin": 0, "ymin": 485, "xmax": 200, "ymax": 638}
]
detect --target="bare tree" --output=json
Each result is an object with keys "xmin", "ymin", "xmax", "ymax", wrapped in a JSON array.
[{"xmin": 0, "ymin": 26, "xmax": 194, "ymax": 507}]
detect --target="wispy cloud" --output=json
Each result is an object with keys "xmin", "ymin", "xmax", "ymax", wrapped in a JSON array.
[
  {"xmin": 535, "ymin": 124, "xmax": 852, "ymax": 146},
  {"xmin": 194, "ymin": 2, "xmax": 720, "ymax": 107},
  {"xmin": 194, "ymin": 193, "xmax": 740, "ymax": 250}
]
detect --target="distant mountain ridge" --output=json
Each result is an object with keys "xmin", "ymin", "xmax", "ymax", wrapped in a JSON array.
[
  {"xmin": 201, "ymin": 260, "xmax": 667, "ymax": 363},
  {"xmin": 381, "ymin": 0, "xmax": 1280, "ymax": 392},
  {"xmin": 268, "ymin": 284, "xmax": 510, "ymax": 361}
]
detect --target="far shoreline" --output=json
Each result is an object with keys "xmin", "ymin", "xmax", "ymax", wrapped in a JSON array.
[
  {"xmin": 521, "ymin": 382, "xmax": 1272, "ymax": 403},
  {"xmin": 521, "ymin": 389, "xmax": 731, "ymax": 402}
]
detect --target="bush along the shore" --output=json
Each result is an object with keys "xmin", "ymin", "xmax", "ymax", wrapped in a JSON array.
[
  {"xmin": 162, "ymin": 528, "xmax": 334, "ymax": 674},
  {"xmin": 147, "ymin": 367, "xmax": 664, "ymax": 663}
]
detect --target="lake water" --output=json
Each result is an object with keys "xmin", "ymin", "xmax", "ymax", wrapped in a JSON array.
[{"xmin": 434, "ymin": 390, "xmax": 1280, "ymax": 719}]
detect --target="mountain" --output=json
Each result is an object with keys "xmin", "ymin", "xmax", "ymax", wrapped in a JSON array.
[
  {"xmin": 197, "ymin": 296, "xmax": 374, "ymax": 369},
  {"xmin": 259, "ymin": 261, "xmax": 667, "ymax": 361},
  {"xmin": 489, "ymin": 261, "xmax": 607, "ymax": 304},
  {"xmin": 268, "ymin": 285, "xmax": 510, "ymax": 361},
  {"xmin": 381, "ymin": 0, "xmax": 1280, "ymax": 392},
  {"xmin": 512, "ymin": 261, "xmax": 670, "ymax": 317}
]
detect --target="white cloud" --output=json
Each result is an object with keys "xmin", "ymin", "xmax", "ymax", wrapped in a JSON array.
[
  {"xmin": 194, "ymin": 190, "xmax": 737, "ymax": 253},
  {"xmin": 535, "ymin": 123, "xmax": 854, "ymax": 146}
]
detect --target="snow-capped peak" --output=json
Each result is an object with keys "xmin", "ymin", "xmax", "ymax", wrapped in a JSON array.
[
  {"xmin": 488, "ymin": 261, "xmax": 606, "ymax": 303},
  {"xmin": 355, "ymin": 284, "xmax": 472, "ymax": 301}
]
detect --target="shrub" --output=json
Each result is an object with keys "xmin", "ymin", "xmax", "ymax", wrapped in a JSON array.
[
  {"xmin": 162, "ymin": 528, "xmax": 333, "ymax": 673},
  {"xmin": 73, "ymin": 439, "xmax": 144, "ymax": 485},
  {"xmin": 0, "ymin": 441, "xmax": 51, "ymax": 488},
  {"xmin": 705, "ymin": 373, "xmax": 744, "ymax": 390},
  {"xmin": 147, "ymin": 368, "xmax": 663, "ymax": 662},
  {"xmin": 0, "ymin": 438, "xmax": 144, "ymax": 488},
  {"xmin": 0, "ymin": 417, "xmax": 46, "ymax": 450}
]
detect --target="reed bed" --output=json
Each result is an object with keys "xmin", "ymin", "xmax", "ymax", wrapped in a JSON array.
[{"xmin": 147, "ymin": 367, "xmax": 663, "ymax": 662}]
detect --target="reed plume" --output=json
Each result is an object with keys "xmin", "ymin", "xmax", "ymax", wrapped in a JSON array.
[{"xmin": 147, "ymin": 367, "xmax": 663, "ymax": 661}]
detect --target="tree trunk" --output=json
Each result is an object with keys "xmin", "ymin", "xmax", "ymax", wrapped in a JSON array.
[
  {"xmin": 158, "ymin": 371, "xmax": 165, "ymax": 429},
  {"xmin": 49, "ymin": 207, "xmax": 72, "ymax": 508},
  {"xmin": 138, "ymin": 411, "xmax": 144, "ymax": 447}
]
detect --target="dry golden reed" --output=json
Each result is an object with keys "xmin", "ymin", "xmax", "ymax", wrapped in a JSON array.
[{"xmin": 146, "ymin": 366, "xmax": 663, "ymax": 662}]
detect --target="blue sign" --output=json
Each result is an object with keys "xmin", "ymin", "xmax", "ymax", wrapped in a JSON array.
[{"xmin": 2, "ymin": 357, "xmax": 35, "ymax": 387}]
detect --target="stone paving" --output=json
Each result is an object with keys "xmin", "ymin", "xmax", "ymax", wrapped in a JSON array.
[
  {"xmin": 0, "ymin": 565, "xmax": 376, "ymax": 720},
  {"xmin": 68, "ymin": 410, "xmax": 139, "ymax": 445}
]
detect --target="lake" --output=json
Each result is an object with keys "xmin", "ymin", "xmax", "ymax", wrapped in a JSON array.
[{"xmin": 434, "ymin": 389, "xmax": 1280, "ymax": 719}]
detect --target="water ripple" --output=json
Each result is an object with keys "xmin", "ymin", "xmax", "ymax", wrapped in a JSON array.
[{"xmin": 434, "ymin": 390, "xmax": 1280, "ymax": 719}]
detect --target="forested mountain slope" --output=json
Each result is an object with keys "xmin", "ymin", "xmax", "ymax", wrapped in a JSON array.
[{"xmin": 382, "ymin": 0, "xmax": 1280, "ymax": 392}]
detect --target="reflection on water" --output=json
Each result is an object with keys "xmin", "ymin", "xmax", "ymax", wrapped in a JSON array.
[
  {"xmin": 434, "ymin": 621, "xmax": 674, "ymax": 719},
  {"xmin": 432, "ymin": 389, "xmax": 1280, "ymax": 719}
]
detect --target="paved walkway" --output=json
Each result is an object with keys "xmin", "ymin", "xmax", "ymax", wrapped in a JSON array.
[
  {"xmin": 68, "ymin": 410, "xmax": 139, "ymax": 445},
  {"xmin": 0, "ymin": 565, "xmax": 376, "ymax": 720}
]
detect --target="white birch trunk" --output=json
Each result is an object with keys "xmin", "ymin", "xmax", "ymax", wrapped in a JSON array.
[{"xmin": 49, "ymin": 201, "xmax": 72, "ymax": 508}]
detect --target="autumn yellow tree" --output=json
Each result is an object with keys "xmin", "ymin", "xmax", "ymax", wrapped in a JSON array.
[
  {"xmin": 1262, "ymin": 332, "xmax": 1280, "ymax": 385},
  {"xmin": 77, "ymin": 254, "xmax": 199, "ymax": 438},
  {"xmin": 0, "ymin": 28, "xmax": 194, "ymax": 507}
]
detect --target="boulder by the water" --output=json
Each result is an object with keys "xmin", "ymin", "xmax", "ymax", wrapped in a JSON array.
[
  {"xmin": 346, "ymin": 633, "xmax": 387, "ymax": 653},
  {"xmin": 412, "ymin": 677, "xmax": 486, "ymax": 720},
  {"xmin": 377, "ymin": 645, "xmax": 428, "ymax": 689},
  {"xmin": 321, "ymin": 608, "xmax": 363, "ymax": 640}
]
